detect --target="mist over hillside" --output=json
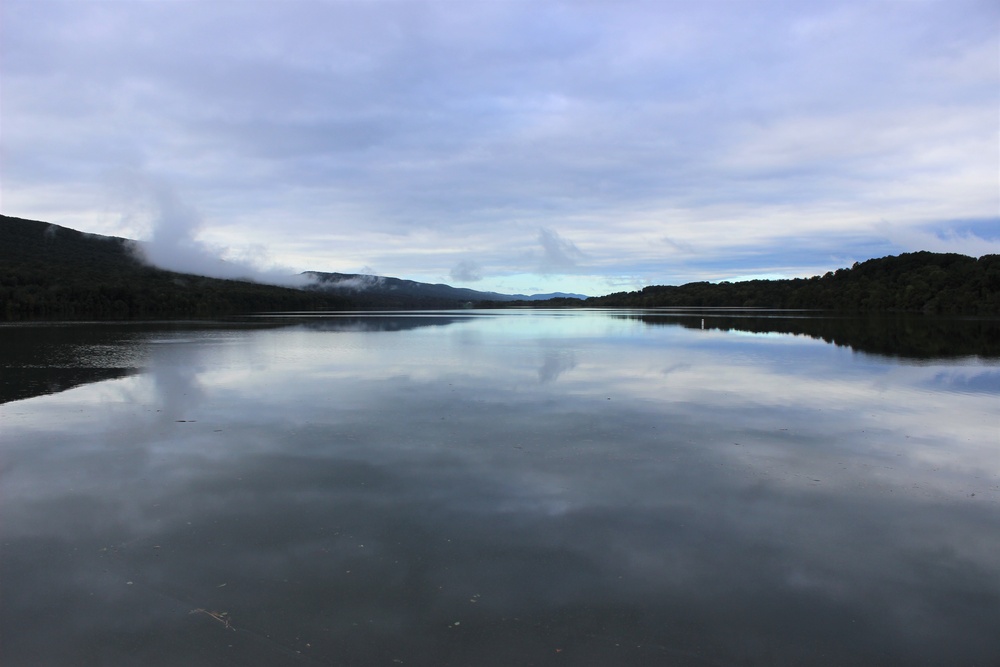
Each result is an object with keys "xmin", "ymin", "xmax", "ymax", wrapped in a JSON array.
[
  {"xmin": 0, "ymin": 215, "xmax": 354, "ymax": 318},
  {"xmin": 305, "ymin": 271, "xmax": 586, "ymax": 305},
  {"xmin": 2, "ymin": 214, "xmax": 997, "ymax": 319},
  {"xmin": 0, "ymin": 215, "xmax": 583, "ymax": 318}
]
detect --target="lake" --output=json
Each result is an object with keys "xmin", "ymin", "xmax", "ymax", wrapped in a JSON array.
[{"xmin": 1, "ymin": 310, "xmax": 998, "ymax": 666}]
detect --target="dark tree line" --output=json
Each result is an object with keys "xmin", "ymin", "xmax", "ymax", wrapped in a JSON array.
[
  {"xmin": 4, "ymin": 214, "xmax": 999, "ymax": 318},
  {"xmin": 1, "ymin": 215, "xmax": 353, "ymax": 319},
  {"xmin": 493, "ymin": 252, "xmax": 999, "ymax": 315}
]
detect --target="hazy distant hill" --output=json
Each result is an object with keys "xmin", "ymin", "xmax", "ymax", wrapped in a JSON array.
[
  {"xmin": 4, "ymin": 214, "xmax": 996, "ymax": 318},
  {"xmin": 0, "ymin": 215, "xmax": 581, "ymax": 318},
  {"xmin": 306, "ymin": 271, "xmax": 586, "ymax": 306}
]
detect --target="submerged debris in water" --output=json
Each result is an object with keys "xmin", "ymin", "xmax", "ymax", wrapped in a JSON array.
[{"xmin": 190, "ymin": 608, "xmax": 235, "ymax": 631}]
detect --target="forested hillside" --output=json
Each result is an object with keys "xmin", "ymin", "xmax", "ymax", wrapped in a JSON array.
[
  {"xmin": 305, "ymin": 271, "xmax": 516, "ymax": 309},
  {"xmin": 1, "ymin": 215, "xmax": 558, "ymax": 318},
  {"xmin": 583, "ymin": 252, "xmax": 1000, "ymax": 315},
  {"xmin": 1, "ymin": 215, "xmax": 353, "ymax": 319},
  {"xmin": 4, "ymin": 214, "xmax": 998, "ymax": 318}
]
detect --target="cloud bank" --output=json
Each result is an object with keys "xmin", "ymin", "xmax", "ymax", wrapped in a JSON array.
[
  {"xmin": 122, "ymin": 173, "xmax": 309, "ymax": 287},
  {"xmin": 537, "ymin": 228, "xmax": 585, "ymax": 274},
  {"xmin": 1, "ymin": 0, "xmax": 997, "ymax": 294}
]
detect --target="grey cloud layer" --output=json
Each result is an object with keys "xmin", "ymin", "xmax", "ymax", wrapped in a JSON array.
[{"xmin": 2, "ymin": 0, "xmax": 998, "ymax": 290}]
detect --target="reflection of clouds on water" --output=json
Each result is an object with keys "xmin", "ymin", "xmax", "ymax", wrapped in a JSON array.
[
  {"xmin": 2, "ymin": 315, "xmax": 1000, "ymax": 665},
  {"xmin": 660, "ymin": 362, "xmax": 693, "ymax": 377},
  {"xmin": 147, "ymin": 340, "xmax": 206, "ymax": 424},
  {"xmin": 6, "ymin": 390, "xmax": 998, "ymax": 665},
  {"xmin": 537, "ymin": 349, "xmax": 577, "ymax": 384},
  {"xmin": 925, "ymin": 368, "xmax": 1000, "ymax": 395}
]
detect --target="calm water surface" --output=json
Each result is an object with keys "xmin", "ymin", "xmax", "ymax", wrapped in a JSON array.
[{"xmin": 1, "ymin": 310, "xmax": 998, "ymax": 666}]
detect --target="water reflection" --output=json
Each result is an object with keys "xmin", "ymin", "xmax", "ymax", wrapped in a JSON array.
[
  {"xmin": 1, "ymin": 312, "xmax": 998, "ymax": 666},
  {"xmin": 537, "ymin": 348, "xmax": 577, "ymax": 384},
  {"xmin": 0, "ymin": 323, "xmax": 142, "ymax": 403},
  {"xmin": 273, "ymin": 313, "xmax": 479, "ymax": 333},
  {"xmin": 617, "ymin": 311, "xmax": 1000, "ymax": 359}
]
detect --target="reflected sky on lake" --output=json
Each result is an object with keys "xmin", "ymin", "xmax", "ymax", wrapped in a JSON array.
[{"xmin": 1, "ymin": 312, "xmax": 998, "ymax": 666}]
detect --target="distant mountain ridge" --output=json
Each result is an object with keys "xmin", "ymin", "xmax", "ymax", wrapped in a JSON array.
[
  {"xmin": 305, "ymin": 271, "xmax": 586, "ymax": 303},
  {"xmin": 0, "ymin": 215, "xmax": 584, "ymax": 318},
  {"xmin": 2, "ymin": 214, "xmax": 996, "ymax": 318}
]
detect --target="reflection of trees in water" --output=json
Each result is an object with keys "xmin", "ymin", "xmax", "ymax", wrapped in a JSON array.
[
  {"xmin": 0, "ymin": 316, "xmax": 480, "ymax": 403},
  {"xmin": 619, "ymin": 312, "xmax": 1000, "ymax": 359},
  {"xmin": 0, "ymin": 366, "xmax": 137, "ymax": 404},
  {"xmin": 0, "ymin": 321, "xmax": 229, "ymax": 404},
  {"xmin": 5, "ymin": 312, "xmax": 997, "ymax": 405},
  {"xmin": 291, "ymin": 315, "xmax": 477, "ymax": 333},
  {"xmin": 0, "ymin": 324, "xmax": 145, "ymax": 404}
]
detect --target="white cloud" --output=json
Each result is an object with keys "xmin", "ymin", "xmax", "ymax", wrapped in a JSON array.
[
  {"xmin": 117, "ymin": 171, "xmax": 309, "ymax": 286},
  {"xmin": 450, "ymin": 260, "xmax": 484, "ymax": 283},
  {"xmin": 1, "ymin": 0, "xmax": 997, "ymax": 293},
  {"xmin": 877, "ymin": 223, "xmax": 1000, "ymax": 258},
  {"xmin": 537, "ymin": 227, "xmax": 585, "ymax": 274}
]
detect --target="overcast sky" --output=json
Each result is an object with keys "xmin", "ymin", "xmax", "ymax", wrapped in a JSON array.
[{"xmin": 2, "ymin": 0, "xmax": 998, "ymax": 295}]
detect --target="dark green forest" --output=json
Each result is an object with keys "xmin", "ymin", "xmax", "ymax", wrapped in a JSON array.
[
  {"xmin": 0, "ymin": 215, "xmax": 354, "ymax": 319},
  {"xmin": 499, "ymin": 252, "xmax": 999, "ymax": 315},
  {"xmin": 3, "ymin": 214, "xmax": 999, "ymax": 318},
  {"xmin": 0, "ymin": 215, "xmax": 528, "ymax": 317}
]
